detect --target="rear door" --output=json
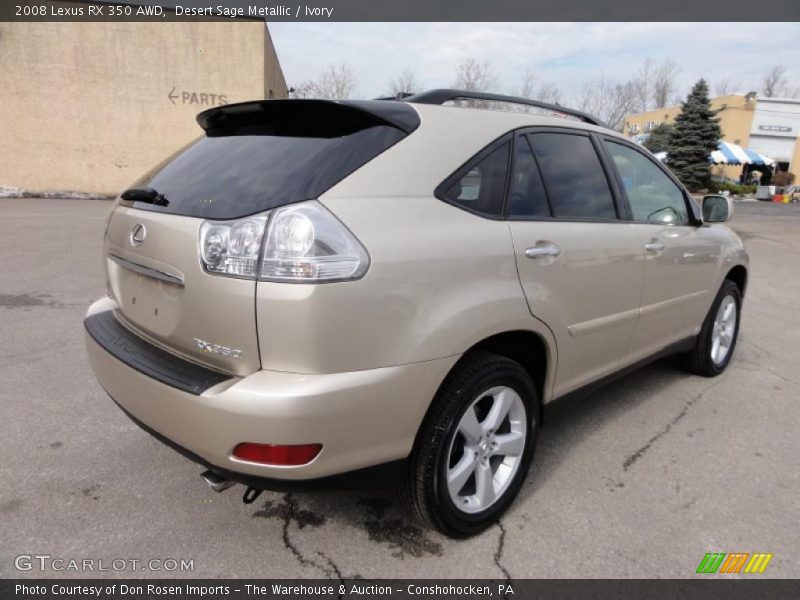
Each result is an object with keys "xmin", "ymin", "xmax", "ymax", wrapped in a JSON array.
[
  {"xmin": 599, "ymin": 137, "xmax": 719, "ymax": 363},
  {"xmin": 507, "ymin": 130, "xmax": 645, "ymax": 396}
]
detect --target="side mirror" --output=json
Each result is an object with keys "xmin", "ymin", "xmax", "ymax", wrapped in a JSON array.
[{"xmin": 702, "ymin": 195, "xmax": 733, "ymax": 223}]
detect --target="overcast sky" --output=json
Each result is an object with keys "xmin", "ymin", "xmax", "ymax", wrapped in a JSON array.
[{"xmin": 269, "ymin": 22, "xmax": 800, "ymax": 103}]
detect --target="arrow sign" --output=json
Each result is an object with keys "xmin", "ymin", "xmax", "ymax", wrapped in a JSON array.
[{"xmin": 168, "ymin": 86, "xmax": 178, "ymax": 105}]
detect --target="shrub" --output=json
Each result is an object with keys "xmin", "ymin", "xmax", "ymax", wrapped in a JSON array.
[
  {"xmin": 707, "ymin": 181, "xmax": 757, "ymax": 195},
  {"xmin": 773, "ymin": 171, "xmax": 796, "ymax": 187}
]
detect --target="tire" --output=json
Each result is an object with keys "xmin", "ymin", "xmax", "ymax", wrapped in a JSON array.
[
  {"xmin": 400, "ymin": 352, "xmax": 539, "ymax": 537},
  {"xmin": 683, "ymin": 279, "xmax": 742, "ymax": 377}
]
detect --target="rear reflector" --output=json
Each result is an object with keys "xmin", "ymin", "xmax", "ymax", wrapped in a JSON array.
[{"xmin": 232, "ymin": 442, "xmax": 322, "ymax": 466}]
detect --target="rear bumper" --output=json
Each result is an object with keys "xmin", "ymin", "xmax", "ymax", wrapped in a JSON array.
[
  {"xmin": 85, "ymin": 298, "xmax": 457, "ymax": 483},
  {"xmin": 112, "ymin": 397, "xmax": 407, "ymax": 490}
]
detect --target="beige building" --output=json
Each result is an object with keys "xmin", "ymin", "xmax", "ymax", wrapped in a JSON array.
[
  {"xmin": 1, "ymin": 20, "xmax": 287, "ymax": 195},
  {"xmin": 623, "ymin": 94, "xmax": 800, "ymax": 182}
]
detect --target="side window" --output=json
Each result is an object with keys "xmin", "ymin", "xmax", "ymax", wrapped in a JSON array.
[
  {"xmin": 604, "ymin": 140, "xmax": 689, "ymax": 225},
  {"xmin": 441, "ymin": 142, "xmax": 510, "ymax": 216},
  {"xmin": 507, "ymin": 135, "xmax": 550, "ymax": 217},
  {"xmin": 527, "ymin": 133, "xmax": 617, "ymax": 220}
]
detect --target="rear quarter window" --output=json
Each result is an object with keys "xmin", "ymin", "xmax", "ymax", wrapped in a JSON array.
[{"xmin": 438, "ymin": 139, "xmax": 511, "ymax": 218}]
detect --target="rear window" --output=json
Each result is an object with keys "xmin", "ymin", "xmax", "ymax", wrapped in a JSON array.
[
  {"xmin": 121, "ymin": 102, "xmax": 415, "ymax": 220},
  {"xmin": 527, "ymin": 132, "xmax": 617, "ymax": 220},
  {"xmin": 507, "ymin": 135, "xmax": 549, "ymax": 217}
]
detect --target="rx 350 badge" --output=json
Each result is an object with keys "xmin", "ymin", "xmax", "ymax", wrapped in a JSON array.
[{"xmin": 193, "ymin": 337, "xmax": 242, "ymax": 359}]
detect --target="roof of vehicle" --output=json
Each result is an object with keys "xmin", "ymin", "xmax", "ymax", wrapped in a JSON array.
[
  {"xmin": 323, "ymin": 101, "xmax": 628, "ymax": 201},
  {"xmin": 406, "ymin": 101, "xmax": 625, "ymax": 139},
  {"xmin": 392, "ymin": 88, "xmax": 630, "ymax": 143},
  {"xmin": 405, "ymin": 88, "xmax": 607, "ymax": 127}
]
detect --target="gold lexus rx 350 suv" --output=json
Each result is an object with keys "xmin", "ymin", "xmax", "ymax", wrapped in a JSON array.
[{"xmin": 85, "ymin": 90, "xmax": 748, "ymax": 536}]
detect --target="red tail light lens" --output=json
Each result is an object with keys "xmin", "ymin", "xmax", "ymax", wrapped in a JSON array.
[{"xmin": 232, "ymin": 442, "xmax": 322, "ymax": 466}]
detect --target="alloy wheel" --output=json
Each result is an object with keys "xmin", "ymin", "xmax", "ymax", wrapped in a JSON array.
[
  {"xmin": 445, "ymin": 386, "xmax": 527, "ymax": 514},
  {"xmin": 711, "ymin": 294, "xmax": 737, "ymax": 365}
]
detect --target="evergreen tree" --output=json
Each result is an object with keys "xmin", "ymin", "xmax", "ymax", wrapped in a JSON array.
[
  {"xmin": 667, "ymin": 79, "xmax": 721, "ymax": 191},
  {"xmin": 643, "ymin": 122, "xmax": 674, "ymax": 154}
]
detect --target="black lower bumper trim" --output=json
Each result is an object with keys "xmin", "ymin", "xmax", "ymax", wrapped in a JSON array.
[
  {"xmin": 109, "ymin": 394, "xmax": 407, "ymax": 492},
  {"xmin": 85, "ymin": 310, "xmax": 230, "ymax": 395}
]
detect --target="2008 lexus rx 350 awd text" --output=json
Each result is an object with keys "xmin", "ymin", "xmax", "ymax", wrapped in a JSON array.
[{"xmin": 85, "ymin": 90, "xmax": 748, "ymax": 537}]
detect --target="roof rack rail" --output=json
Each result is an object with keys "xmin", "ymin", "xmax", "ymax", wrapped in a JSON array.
[{"xmin": 403, "ymin": 88, "xmax": 607, "ymax": 128}]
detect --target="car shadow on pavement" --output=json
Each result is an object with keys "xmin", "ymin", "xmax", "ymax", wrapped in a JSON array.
[{"xmin": 517, "ymin": 355, "xmax": 690, "ymax": 501}]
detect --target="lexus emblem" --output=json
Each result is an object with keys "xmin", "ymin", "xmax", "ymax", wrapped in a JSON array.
[{"xmin": 130, "ymin": 223, "xmax": 147, "ymax": 247}]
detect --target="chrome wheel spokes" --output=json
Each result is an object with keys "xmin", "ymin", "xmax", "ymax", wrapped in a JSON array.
[
  {"xmin": 446, "ymin": 386, "xmax": 527, "ymax": 513},
  {"xmin": 711, "ymin": 295, "xmax": 737, "ymax": 365}
]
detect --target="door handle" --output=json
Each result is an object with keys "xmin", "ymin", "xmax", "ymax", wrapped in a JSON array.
[
  {"xmin": 525, "ymin": 243, "xmax": 562, "ymax": 259},
  {"xmin": 645, "ymin": 241, "xmax": 666, "ymax": 253}
]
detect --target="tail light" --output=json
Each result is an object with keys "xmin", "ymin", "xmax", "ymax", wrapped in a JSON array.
[
  {"xmin": 199, "ymin": 200, "xmax": 369, "ymax": 282},
  {"xmin": 232, "ymin": 442, "xmax": 322, "ymax": 466}
]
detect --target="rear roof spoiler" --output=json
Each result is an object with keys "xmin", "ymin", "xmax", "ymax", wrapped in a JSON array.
[{"xmin": 197, "ymin": 99, "xmax": 420, "ymax": 137}]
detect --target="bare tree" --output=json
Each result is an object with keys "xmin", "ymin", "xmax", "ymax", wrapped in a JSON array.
[
  {"xmin": 607, "ymin": 82, "xmax": 639, "ymax": 131},
  {"xmin": 452, "ymin": 59, "xmax": 497, "ymax": 92},
  {"xmin": 388, "ymin": 68, "xmax": 420, "ymax": 96},
  {"xmin": 515, "ymin": 70, "xmax": 537, "ymax": 100},
  {"xmin": 513, "ymin": 70, "xmax": 563, "ymax": 106},
  {"xmin": 633, "ymin": 58, "xmax": 654, "ymax": 113},
  {"xmin": 536, "ymin": 81, "xmax": 563, "ymax": 105},
  {"xmin": 761, "ymin": 65, "xmax": 800, "ymax": 98},
  {"xmin": 631, "ymin": 58, "xmax": 681, "ymax": 111},
  {"xmin": 762, "ymin": 65, "xmax": 788, "ymax": 98},
  {"xmin": 714, "ymin": 78, "xmax": 741, "ymax": 96},
  {"xmin": 671, "ymin": 89, "xmax": 687, "ymax": 106},
  {"xmin": 652, "ymin": 59, "xmax": 680, "ymax": 109},
  {"xmin": 575, "ymin": 75, "xmax": 638, "ymax": 131},
  {"xmin": 291, "ymin": 62, "xmax": 357, "ymax": 100}
]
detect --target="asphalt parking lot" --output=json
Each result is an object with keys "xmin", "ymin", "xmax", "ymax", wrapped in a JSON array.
[{"xmin": 1, "ymin": 197, "xmax": 798, "ymax": 579}]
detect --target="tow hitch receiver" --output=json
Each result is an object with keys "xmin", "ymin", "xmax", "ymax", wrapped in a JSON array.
[
  {"xmin": 242, "ymin": 487, "xmax": 264, "ymax": 504},
  {"xmin": 201, "ymin": 470, "xmax": 263, "ymax": 504}
]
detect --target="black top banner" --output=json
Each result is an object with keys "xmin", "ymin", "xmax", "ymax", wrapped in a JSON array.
[{"xmin": 3, "ymin": 0, "xmax": 800, "ymax": 21}]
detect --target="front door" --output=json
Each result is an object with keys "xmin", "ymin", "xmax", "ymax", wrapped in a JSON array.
[{"xmin": 599, "ymin": 138, "xmax": 719, "ymax": 364}]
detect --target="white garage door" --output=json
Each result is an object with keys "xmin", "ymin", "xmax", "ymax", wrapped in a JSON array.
[{"xmin": 747, "ymin": 135, "xmax": 795, "ymax": 163}]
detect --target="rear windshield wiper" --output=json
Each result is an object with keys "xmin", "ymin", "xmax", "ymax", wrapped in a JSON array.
[{"xmin": 120, "ymin": 187, "xmax": 169, "ymax": 207}]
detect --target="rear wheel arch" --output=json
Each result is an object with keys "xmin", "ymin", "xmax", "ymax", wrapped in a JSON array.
[
  {"xmin": 423, "ymin": 330, "xmax": 550, "ymax": 431},
  {"xmin": 465, "ymin": 331, "xmax": 549, "ymax": 415}
]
